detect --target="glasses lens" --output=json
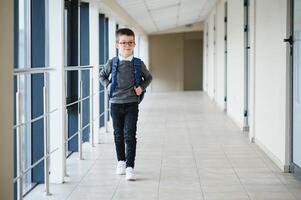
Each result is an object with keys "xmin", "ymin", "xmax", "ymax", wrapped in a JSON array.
[{"xmin": 119, "ymin": 41, "xmax": 135, "ymax": 46}]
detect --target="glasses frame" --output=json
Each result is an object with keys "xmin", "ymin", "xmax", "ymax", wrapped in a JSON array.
[{"xmin": 118, "ymin": 41, "xmax": 136, "ymax": 46}]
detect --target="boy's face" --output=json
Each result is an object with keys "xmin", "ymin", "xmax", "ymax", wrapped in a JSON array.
[{"xmin": 116, "ymin": 35, "xmax": 135, "ymax": 58}]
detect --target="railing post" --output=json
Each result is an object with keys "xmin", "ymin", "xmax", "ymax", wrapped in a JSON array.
[
  {"xmin": 16, "ymin": 76, "xmax": 23, "ymax": 200},
  {"xmin": 63, "ymin": 71, "xmax": 68, "ymax": 178},
  {"xmin": 77, "ymin": 0, "xmax": 83, "ymax": 160},
  {"xmin": 64, "ymin": 109, "xmax": 69, "ymax": 177},
  {"xmin": 43, "ymin": 72, "xmax": 51, "ymax": 196},
  {"xmin": 78, "ymin": 71, "xmax": 83, "ymax": 160},
  {"xmin": 90, "ymin": 68, "xmax": 95, "ymax": 147},
  {"xmin": 104, "ymin": 85, "xmax": 109, "ymax": 133}
]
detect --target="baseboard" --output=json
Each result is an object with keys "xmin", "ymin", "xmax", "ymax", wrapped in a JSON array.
[
  {"xmin": 243, "ymin": 126, "xmax": 250, "ymax": 132},
  {"xmin": 227, "ymin": 112, "xmax": 244, "ymax": 131},
  {"xmin": 249, "ymin": 136, "xmax": 255, "ymax": 143},
  {"xmin": 255, "ymin": 138, "xmax": 289, "ymax": 172}
]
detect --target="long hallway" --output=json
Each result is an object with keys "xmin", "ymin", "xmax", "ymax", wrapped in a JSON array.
[{"xmin": 26, "ymin": 92, "xmax": 301, "ymax": 200}]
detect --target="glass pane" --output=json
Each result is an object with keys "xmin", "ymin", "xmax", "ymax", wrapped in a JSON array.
[
  {"xmin": 18, "ymin": 0, "xmax": 32, "ymax": 194},
  {"xmin": 293, "ymin": 0, "xmax": 301, "ymax": 168}
]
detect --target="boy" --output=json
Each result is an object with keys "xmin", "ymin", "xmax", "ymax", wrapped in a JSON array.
[{"xmin": 99, "ymin": 28, "xmax": 152, "ymax": 181}]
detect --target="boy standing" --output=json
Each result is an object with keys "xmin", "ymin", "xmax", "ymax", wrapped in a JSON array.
[{"xmin": 99, "ymin": 28, "xmax": 152, "ymax": 181}]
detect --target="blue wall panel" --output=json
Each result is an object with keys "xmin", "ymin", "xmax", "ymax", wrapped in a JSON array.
[
  {"xmin": 80, "ymin": 2, "xmax": 90, "ymax": 142},
  {"xmin": 99, "ymin": 14, "xmax": 105, "ymax": 127},
  {"xmin": 105, "ymin": 18, "xmax": 110, "ymax": 121},
  {"xmin": 65, "ymin": 0, "xmax": 79, "ymax": 152},
  {"xmin": 31, "ymin": 0, "xmax": 45, "ymax": 184}
]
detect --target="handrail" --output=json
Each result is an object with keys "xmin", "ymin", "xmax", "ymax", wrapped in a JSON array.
[
  {"xmin": 13, "ymin": 108, "xmax": 58, "ymax": 129},
  {"xmin": 65, "ymin": 94, "xmax": 102, "ymax": 109},
  {"xmin": 64, "ymin": 65, "xmax": 93, "ymax": 71},
  {"xmin": 14, "ymin": 67, "xmax": 55, "ymax": 75}
]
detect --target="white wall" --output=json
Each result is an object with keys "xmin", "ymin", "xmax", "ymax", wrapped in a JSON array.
[
  {"xmin": 227, "ymin": 0, "xmax": 245, "ymax": 128},
  {"xmin": 203, "ymin": 23, "xmax": 208, "ymax": 92},
  {"xmin": 203, "ymin": 0, "xmax": 290, "ymax": 171},
  {"xmin": 254, "ymin": 0, "xmax": 289, "ymax": 170},
  {"xmin": 205, "ymin": 0, "xmax": 245, "ymax": 128},
  {"xmin": 134, "ymin": 32, "xmax": 140, "ymax": 57},
  {"xmin": 0, "ymin": 0, "xmax": 13, "ymax": 199},
  {"xmin": 215, "ymin": 0, "xmax": 226, "ymax": 109},
  {"xmin": 206, "ymin": 11, "xmax": 216, "ymax": 99},
  {"xmin": 139, "ymin": 36, "xmax": 149, "ymax": 68}
]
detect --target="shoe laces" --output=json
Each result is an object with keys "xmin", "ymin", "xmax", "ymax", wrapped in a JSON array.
[
  {"xmin": 126, "ymin": 167, "xmax": 134, "ymax": 174},
  {"xmin": 117, "ymin": 161, "xmax": 125, "ymax": 168}
]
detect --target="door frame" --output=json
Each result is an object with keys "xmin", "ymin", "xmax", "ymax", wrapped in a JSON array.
[
  {"xmin": 243, "ymin": 0, "xmax": 250, "ymax": 131},
  {"xmin": 287, "ymin": 0, "xmax": 301, "ymax": 178},
  {"xmin": 224, "ymin": 1, "xmax": 228, "ymax": 112}
]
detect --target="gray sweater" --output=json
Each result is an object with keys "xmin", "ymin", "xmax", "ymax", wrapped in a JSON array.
[{"xmin": 99, "ymin": 58, "xmax": 152, "ymax": 104}]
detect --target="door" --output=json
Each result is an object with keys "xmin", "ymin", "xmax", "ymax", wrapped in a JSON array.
[
  {"xmin": 293, "ymin": 0, "xmax": 301, "ymax": 170},
  {"xmin": 243, "ymin": 0, "xmax": 250, "ymax": 130},
  {"xmin": 224, "ymin": 2, "xmax": 228, "ymax": 111}
]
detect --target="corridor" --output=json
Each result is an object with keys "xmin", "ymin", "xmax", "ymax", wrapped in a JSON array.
[{"xmin": 26, "ymin": 92, "xmax": 301, "ymax": 200}]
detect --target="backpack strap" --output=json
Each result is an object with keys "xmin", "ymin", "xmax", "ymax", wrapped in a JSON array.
[
  {"xmin": 133, "ymin": 57, "xmax": 142, "ymax": 86},
  {"xmin": 109, "ymin": 56, "xmax": 119, "ymax": 98},
  {"xmin": 133, "ymin": 57, "xmax": 145, "ymax": 103}
]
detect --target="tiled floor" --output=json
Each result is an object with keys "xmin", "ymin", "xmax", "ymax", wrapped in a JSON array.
[{"xmin": 26, "ymin": 92, "xmax": 301, "ymax": 200}]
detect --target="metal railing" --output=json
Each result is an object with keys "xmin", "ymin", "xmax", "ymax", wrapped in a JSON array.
[
  {"xmin": 63, "ymin": 64, "xmax": 108, "ymax": 175},
  {"xmin": 13, "ymin": 67, "xmax": 56, "ymax": 200},
  {"xmin": 13, "ymin": 64, "xmax": 109, "ymax": 199}
]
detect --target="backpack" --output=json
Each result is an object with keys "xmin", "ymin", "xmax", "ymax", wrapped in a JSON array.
[{"xmin": 109, "ymin": 56, "xmax": 145, "ymax": 103}]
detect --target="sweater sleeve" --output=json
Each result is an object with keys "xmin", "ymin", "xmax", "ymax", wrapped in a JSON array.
[
  {"xmin": 99, "ymin": 59, "xmax": 112, "ymax": 88},
  {"xmin": 140, "ymin": 61, "xmax": 153, "ymax": 91}
]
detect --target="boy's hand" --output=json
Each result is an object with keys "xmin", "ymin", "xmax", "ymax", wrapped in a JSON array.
[
  {"xmin": 106, "ymin": 83, "xmax": 111, "ymax": 94},
  {"xmin": 134, "ymin": 86, "xmax": 143, "ymax": 96}
]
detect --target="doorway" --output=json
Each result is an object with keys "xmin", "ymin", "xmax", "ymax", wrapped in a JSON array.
[{"xmin": 183, "ymin": 32, "xmax": 203, "ymax": 90}]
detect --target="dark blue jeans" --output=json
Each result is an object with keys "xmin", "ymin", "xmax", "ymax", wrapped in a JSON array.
[{"xmin": 110, "ymin": 102, "xmax": 139, "ymax": 168}]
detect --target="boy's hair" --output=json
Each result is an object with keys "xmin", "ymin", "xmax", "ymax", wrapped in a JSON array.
[{"xmin": 116, "ymin": 28, "xmax": 135, "ymax": 42}]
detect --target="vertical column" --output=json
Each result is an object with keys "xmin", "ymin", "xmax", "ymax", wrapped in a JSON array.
[
  {"xmin": 0, "ymin": 0, "xmax": 13, "ymax": 199},
  {"xmin": 78, "ymin": 75, "xmax": 83, "ymax": 160},
  {"xmin": 43, "ymin": 73, "xmax": 50, "ymax": 195},
  {"xmin": 49, "ymin": 0, "xmax": 65, "ymax": 183},
  {"xmin": 108, "ymin": 19, "xmax": 117, "ymax": 59},
  {"xmin": 16, "ymin": 79, "xmax": 23, "ymax": 200},
  {"xmin": 89, "ymin": 2, "xmax": 100, "ymax": 143}
]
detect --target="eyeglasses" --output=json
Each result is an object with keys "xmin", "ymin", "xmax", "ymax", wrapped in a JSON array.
[{"xmin": 118, "ymin": 41, "xmax": 135, "ymax": 46}]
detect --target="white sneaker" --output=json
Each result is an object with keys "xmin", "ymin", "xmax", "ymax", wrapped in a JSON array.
[
  {"xmin": 116, "ymin": 161, "xmax": 126, "ymax": 175},
  {"xmin": 125, "ymin": 167, "xmax": 136, "ymax": 181}
]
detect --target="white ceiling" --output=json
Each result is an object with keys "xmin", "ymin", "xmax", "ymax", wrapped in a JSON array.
[{"xmin": 115, "ymin": 0, "xmax": 217, "ymax": 34}]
